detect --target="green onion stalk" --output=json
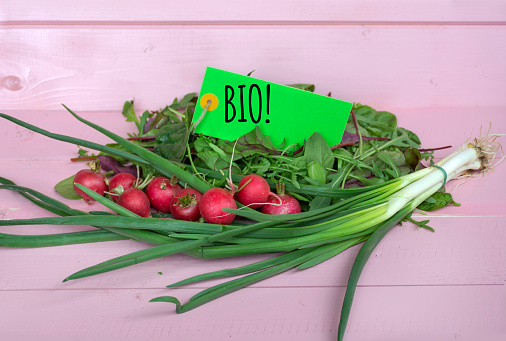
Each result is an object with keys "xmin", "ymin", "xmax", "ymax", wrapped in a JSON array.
[{"xmin": 0, "ymin": 110, "xmax": 502, "ymax": 341}]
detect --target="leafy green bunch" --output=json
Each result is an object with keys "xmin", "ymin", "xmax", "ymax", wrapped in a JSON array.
[{"xmin": 77, "ymin": 87, "xmax": 446, "ymax": 212}]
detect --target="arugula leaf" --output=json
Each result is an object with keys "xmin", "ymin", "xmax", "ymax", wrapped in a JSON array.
[
  {"xmin": 169, "ymin": 93, "xmax": 197, "ymax": 109},
  {"xmin": 351, "ymin": 104, "xmax": 397, "ymax": 137},
  {"xmin": 370, "ymin": 160, "xmax": 387, "ymax": 181},
  {"xmin": 195, "ymin": 126, "xmax": 280, "ymax": 169},
  {"xmin": 255, "ymin": 158, "xmax": 271, "ymax": 176},
  {"xmin": 404, "ymin": 214, "xmax": 435, "ymax": 232},
  {"xmin": 138, "ymin": 110, "xmax": 151, "ymax": 135},
  {"xmin": 377, "ymin": 151, "xmax": 401, "ymax": 178},
  {"xmin": 122, "ymin": 100, "xmax": 138, "ymax": 125},
  {"xmin": 77, "ymin": 147, "xmax": 96, "ymax": 158},
  {"xmin": 291, "ymin": 172, "xmax": 301, "ymax": 189}
]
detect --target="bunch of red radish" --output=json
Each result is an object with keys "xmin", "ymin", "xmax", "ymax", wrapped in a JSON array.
[{"xmin": 73, "ymin": 170, "xmax": 301, "ymax": 224}]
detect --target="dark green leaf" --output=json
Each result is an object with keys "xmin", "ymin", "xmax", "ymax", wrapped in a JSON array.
[
  {"xmin": 291, "ymin": 173, "xmax": 301, "ymax": 189},
  {"xmin": 290, "ymin": 156, "xmax": 307, "ymax": 170},
  {"xmin": 423, "ymin": 196, "xmax": 437, "ymax": 204},
  {"xmin": 168, "ymin": 93, "xmax": 197, "ymax": 110},
  {"xmin": 351, "ymin": 104, "xmax": 397, "ymax": 137},
  {"xmin": 377, "ymin": 151, "xmax": 401, "ymax": 178},
  {"xmin": 184, "ymin": 106, "xmax": 194, "ymax": 131},
  {"xmin": 138, "ymin": 110, "xmax": 151, "ymax": 135},
  {"xmin": 309, "ymin": 196, "xmax": 332, "ymax": 211},
  {"xmin": 54, "ymin": 175, "xmax": 82, "ymax": 200},
  {"xmin": 396, "ymin": 127, "xmax": 421, "ymax": 146},
  {"xmin": 307, "ymin": 161, "xmax": 326, "ymax": 184},
  {"xmin": 417, "ymin": 192, "xmax": 461, "ymax": 211},
  {"xmin": 349, "ymin": 175, "xmax": 385, "ymax": 186},
  {"xmin": 255, "ymin": 159, "xmax": 271, "ymax": 176},
  {"xmin": 404, "ymin": 148, "xmax": 422, "ymax": 171},
  {"xmin": 304, "ymin": 132, "xmax": 334, "ymax": 171},
  {"xmin": 404, "ymin": 214, "xmax": 435, "ymax": 232},
  {"xmin": 370, "ymin": 161, "xmax": 386, "ymax": 180},
  {"xmin": 238, "ymin": 126, "xmax": 277, "ymax": 151},
  {"xmin": 193, "ymin": 136, "xmax": 213, "ymax": 153},
  {"xmin": 153, "ymin": 121, "xmax": 189, "ymax": 162}
]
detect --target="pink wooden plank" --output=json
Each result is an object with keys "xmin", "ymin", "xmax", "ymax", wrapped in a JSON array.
[
  {"xmin": 2, "ymin": 0, "xmax": 506, "ymax": 23},
  {"xmin": 0, "ymin": 286, "xmax": 504, "ymax": 341},
  {"xmin": 1, "ymin": 26, "xmax": 505, "ymax": 111}
]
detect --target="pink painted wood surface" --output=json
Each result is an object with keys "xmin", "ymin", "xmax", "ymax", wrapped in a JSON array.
[
  {"xmin": 1, "ymin": 26, "xmax": 505, "ymax": 111},
  {"xmin": 1, "ymin": 286, "xmax": 505, "ymax": 341},
  {"xmin": 2, "ymin": 0, "xmax": 506, "ymax": 23}
]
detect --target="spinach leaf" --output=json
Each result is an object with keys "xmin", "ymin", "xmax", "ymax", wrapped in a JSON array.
[
  {"xmin": 417, "ymin": 192, "xmax": 461, "ymax": 211},
  {"xmin": 54, "ymin": 175, "xmax": 81, "ymax": 200},
  {"xmin": 307, "ymin": 161, "xmax": 326, "ymax": 184},
  {"xmin": 404, "ymin": 148, "xmax": 422, "ymax": 171},
  {"xmin": 396, "ymin": 127, "xmax": 421, "ymax": 146},
  {"xmin": 304, "ymin": 132, "xmax": 334, "ymax": 172},
  {"xmin": 237, "ymin": 126, "xmax": 277, "ymax": 152},
  {"xmin": 153, "ymin": 121, "xmax": 189, "ymax": 162}
]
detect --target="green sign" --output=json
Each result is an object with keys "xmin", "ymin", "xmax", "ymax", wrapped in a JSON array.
[{"xmin": 193, "ymin": 67, "xmax": 352, "ymax": 149}]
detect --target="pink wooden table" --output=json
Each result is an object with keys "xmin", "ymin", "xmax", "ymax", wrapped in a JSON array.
[{"xmin": 1, "ymin": 2, "xmax": 505, "ymax": 340}]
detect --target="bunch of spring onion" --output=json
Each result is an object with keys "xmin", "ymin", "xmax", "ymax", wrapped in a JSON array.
[{"xmin": 0, "ymin": 108, "xmax": 502, "ymax": 341}]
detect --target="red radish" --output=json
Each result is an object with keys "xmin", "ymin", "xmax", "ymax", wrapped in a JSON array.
[
  {"xmin": 170, "ymin": 188, "xmax": 203, "ymax": 222},
  {"xmin": 199, "ymin": 188, "xmax": 237, "ymax": 225},
  {"xmin": 145, "ymin": 176, "xmax": 183, "ymax": 213},
  {"xmin": 260, "ymin": 184, "xmax": 301, "ymax": 215},
  {"xmin": 116, "ymin": 188, "xmax": 151, "ymax": 218},
  {"xmin": 261, "ymin": 194, "xmax": 301, "ymax": 215},
  {"xmin": 108, "ymin": 172, "xmax": 137, "ymax": 201},
  {"xmin": 73, "ymin": 169, "xmax": 107, "ymax": 202},
  {"xmin": 237, "ymin": 174, "xmax": 271, "ymax": 209}
]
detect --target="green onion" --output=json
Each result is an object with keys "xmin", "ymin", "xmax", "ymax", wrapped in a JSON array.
[
  {"xmin": 151, "ymin": 236, "xmax": 365, "ymax": 313},
  {"xmin": 0, "ymin": 230, "xmax": 126, "ymax": 248},
  {"xmin": 149, "ymin": 133, "xmax": 502, "ymax": 330},
  {"xmin": 0, "ymin": 180, "xmax": 180, "ymax": 247},
  {"xmin": 63, "ymin": 220, "xmax": 278, "ymax": 281},
  {"xmin": 1, "ymin": 109, "xmax": 502, "ymax": 341}
]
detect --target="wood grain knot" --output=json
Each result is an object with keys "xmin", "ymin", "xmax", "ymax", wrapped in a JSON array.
[{"xmin": 1, "ymin": 76, "xmax": 25, "ymax": 91}]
